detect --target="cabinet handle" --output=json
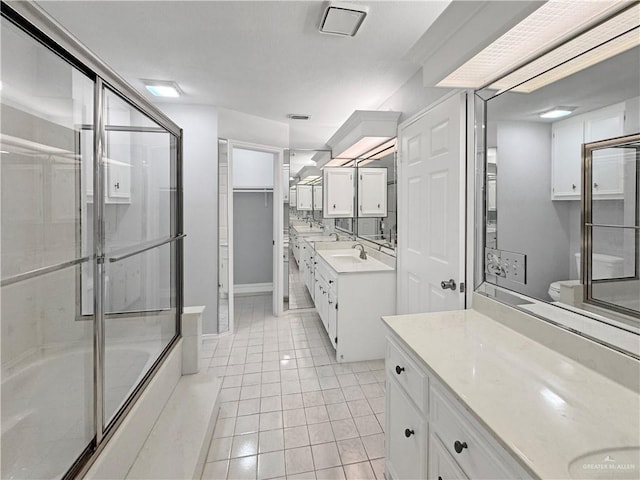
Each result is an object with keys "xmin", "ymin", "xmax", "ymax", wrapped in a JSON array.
[
  {"xmin": 395, "ymin": 365, "xmax": 405, "ymax": 375},
  {"xmin": 404, "ymin": 428, "xmax": 415, "ymax": 438},
  {"xmin": 454, "ymin": 440, "xmax": 468, "ymax": 454},
  {"xmin": 572, "ymin": 184, "xmax": 576, "ymax": 190},
  {"xmin": 438, "ymin": 477, "xmax": 443, "ymax": 480},
  {"xmin": 329, "ymin": 300, "xmax": 333, "ymax": 305}
]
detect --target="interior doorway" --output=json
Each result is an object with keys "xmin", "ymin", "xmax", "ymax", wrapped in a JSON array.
[{"xmin": 218, "ymin": 140, "xmax": 283, "ymax": 334}]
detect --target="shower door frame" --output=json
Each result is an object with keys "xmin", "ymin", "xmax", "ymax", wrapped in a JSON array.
[{"xmin": 1, "ymin": 2, "xmax": 184, "ymax": 478}]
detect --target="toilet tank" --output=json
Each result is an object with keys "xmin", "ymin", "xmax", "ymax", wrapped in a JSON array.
[{"xmin": 575, "ymin": 252, "xmax": 624, "ymax": 280}]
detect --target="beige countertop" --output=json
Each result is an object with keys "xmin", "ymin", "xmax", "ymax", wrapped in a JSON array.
[
  {"xmin": 316, "ymin": 248, "xmax": 394, "ymax": 273},
  {"xmin": 382, "ymin": 309, "xmax": 640, "ymax": 479}
]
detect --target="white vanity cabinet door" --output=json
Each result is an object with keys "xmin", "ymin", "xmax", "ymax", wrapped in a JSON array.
[
  {"xmin": 328, "ymin": 290, "xmax": 337, "ymax": 349},
  {"xmin": 386, "ymin": 378, "xmax": 426, "ymax": 480},
  {"xmin": 297, "ymin": 184, "xmax": 313, "ymax": 211},
  {"xmin": 358, "ymin": 168, "xmax": 387, "ymax": 217},
  {"xmin": 584, "ymin": 103, "xmax": 624, "ymax": 198},
  {"xmin": 551, "ymin": 119, "xmax": 583, "ymax": 200},
  {"xmin": 429, "ymin": 434, "xmax": 469, "ymax": 480},
  {"xmin": 313, "ymin": 185, "xmax": 323, "ymax": 210},
  {"xmin": 323, "ymin": 168, "xmax": 354, "ymax": 217}
]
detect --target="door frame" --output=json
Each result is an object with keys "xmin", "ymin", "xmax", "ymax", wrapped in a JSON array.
[
  {"xmin": 396, "ymin": 90, "xmax": 473, "ymax": 312},
  {"xmin": 227, "ymin": 140, "xmax": 284, "ymax": 332}
]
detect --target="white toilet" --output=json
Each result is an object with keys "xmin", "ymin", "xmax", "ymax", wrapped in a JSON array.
[{"xmin": 548, "ymin": 253, "xmax": 625, "ymax": 301}]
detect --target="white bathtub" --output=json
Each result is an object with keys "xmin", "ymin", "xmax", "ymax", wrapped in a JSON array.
[{"xmin": 1, "ymin": 345, "xmax": 154, "ymax": 479}]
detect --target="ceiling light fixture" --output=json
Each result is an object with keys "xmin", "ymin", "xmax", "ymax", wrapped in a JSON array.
[
  {"xmin": 319, "ymin": 110, "xmax": 400, "ymax": 168},
  {"xmin": 320, "ymin": 1, "xmax": 369, "ymax": 37},
  {"xmin": 143, "ymin": 80, "xmax": 181, "ymax": 98},
  {"xmin": 437, "ymin": 0, "xmax": 629, "ymax": 90},
  {"xmin": 539, "ymin": 107, "xmax": 576, "ymax": 119}
]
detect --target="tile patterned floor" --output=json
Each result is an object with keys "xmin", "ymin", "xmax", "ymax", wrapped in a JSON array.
[{"xmin": 201, "ymin": 294, "xmax": 386, "ymax": 480}]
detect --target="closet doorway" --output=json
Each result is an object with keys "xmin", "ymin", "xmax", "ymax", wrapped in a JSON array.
[{"xmin": 218, "ymin": 140, "xmax": 283, "ymax": 334}]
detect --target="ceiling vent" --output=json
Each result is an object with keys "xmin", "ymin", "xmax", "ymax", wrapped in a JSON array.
[
  {"xmin": 320, "ymin": 2, "xmax": 369, "ymax": 37},
  {"xmin": 288, "ymin": 114, "xmax": 311, "ymax": 120}
]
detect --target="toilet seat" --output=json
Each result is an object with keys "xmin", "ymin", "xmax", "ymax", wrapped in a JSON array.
[{"xmin": 548, "ymin": 280, "xmax": 580, "ymax": 302}]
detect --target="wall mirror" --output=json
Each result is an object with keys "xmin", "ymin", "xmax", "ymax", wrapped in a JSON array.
[
  {"xmin": 475, "ymin": 24, "xmax": 640, "ymax": 357},
  {"xmin": 355, "ymin": 140, "xmax": 397, "ymax": 249}
]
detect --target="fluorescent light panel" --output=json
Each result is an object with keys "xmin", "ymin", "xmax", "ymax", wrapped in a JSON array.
[
  {"xmin": 437, "ymin": 1, "xmax": 627, "ymax": 90},
  {"xmin": 144, "ymin": 80, "xmax": 181, "ymax": 98},
  {"xmin": 539, "ymin": 107, "xmax": 575, "ymax": 119},
  {"xmin": 493, "ymin": 22, "xmax": 640, "ymax": 93},
  {"xmin": 334, "ymin": 136, "xmax": 391, "ymax": 160}
]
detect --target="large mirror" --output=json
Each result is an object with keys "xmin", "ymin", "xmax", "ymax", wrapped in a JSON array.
[
  {"xmin": 355, "ymin": 140, "xmax": 397, "ymax": 249},
  {"xmin": 476, "ymin": 26, "xmax": 640, "ymax": 356}
]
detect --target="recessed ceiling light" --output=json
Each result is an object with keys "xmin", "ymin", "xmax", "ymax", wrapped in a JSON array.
[
  {"xmin": 143, "ymin": 80, "xmax": 181, "ymax": 98},
  {"xmin": 437, "ymin": 1, "xmax": 629, "ymax": 90},
  {"xmin": 539, "ymin": 107, "xmax": 576, "ymax": 119},
  {"xmin": 320, "ymin": 2, "xmax": 369, "ymax": 37}
]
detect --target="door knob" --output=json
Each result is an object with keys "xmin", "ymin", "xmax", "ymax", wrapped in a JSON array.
[
  {"xmin": 441, "ymin": 279, "xmax": 456, "ymax": 291},
  {"xmin": 454, "ymin": 440, "xmax": 468, "ymax": 453}
]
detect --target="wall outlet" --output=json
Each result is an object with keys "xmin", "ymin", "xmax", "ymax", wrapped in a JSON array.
[{"xmin": 502, "ymin": 251, "xmax": 526, "ymax": 285}]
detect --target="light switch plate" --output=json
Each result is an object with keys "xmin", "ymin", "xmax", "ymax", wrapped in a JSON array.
[{"xmin": 502, "ymin": 251, "xmax": 526, "ymax": 285}]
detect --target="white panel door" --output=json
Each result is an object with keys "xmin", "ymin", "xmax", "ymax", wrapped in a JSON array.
[{"xmin": 397, "ymin": 93, "xmax": 466, "ymax": 314}]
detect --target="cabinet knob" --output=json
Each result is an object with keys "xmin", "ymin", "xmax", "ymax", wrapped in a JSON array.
[
  {"xmin": 594, "ymin": 182, "xmax": 599, "ymax": 189},
  {"xmin": 572, "ymin": 184, "xmax": 576, "ymax": 190},
  {"xmin": 395, "ymin": 365, "xmax": 405, "ymax": 375},
  {"xmin": 333, "ymin": 204, "xmax": 336, "ymax": 209},
  {"xmin": 114, "ymin": 182, "xmax": 120, "ymax": 189},
  {"xmin": 404, "ymin": 428, "xmax": 415, "ymax": 438},
  {"xmin": 329, "ymin": 280, "xmax": 334, "ymax": 284},
  {"xmin": 454, "ymin": 440, "xmax": 468, "ymax": 454}
]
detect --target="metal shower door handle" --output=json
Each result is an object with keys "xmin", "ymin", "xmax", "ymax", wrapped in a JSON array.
[{"xmin": 441, "ymin": 279, "xmax": 456, "ymax": 290}]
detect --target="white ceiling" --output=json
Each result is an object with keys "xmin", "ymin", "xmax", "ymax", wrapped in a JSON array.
[{"xmin": 39, "ymin": 0, "xmax": 450, "ymax": 149}]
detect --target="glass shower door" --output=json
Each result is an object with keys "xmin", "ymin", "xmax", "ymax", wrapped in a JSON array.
[{"xmin": 100, "ymin": 88, "xmax": 179, "ymax": 426}]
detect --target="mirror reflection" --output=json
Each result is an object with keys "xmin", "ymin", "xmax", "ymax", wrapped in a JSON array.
[{"xmin": 478, "ymin": 38, "xmax": 640, "ymax": 353}]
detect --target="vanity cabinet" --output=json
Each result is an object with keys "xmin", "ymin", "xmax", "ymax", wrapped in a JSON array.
[
  {"xmin": 551, "ymin": 103, "xmax": 625, "ymax": 200},
  {"xmin": 323, "ymin": 168, "xmax": 355, "ymax": 217},
  {"xmin": 385, "ymin": 334, "xmax": 530, "ymax": 480},
  {"xmin": 358, "ymin": 168, "xmax": 387, "ymax": 217},
  {"xmin": 314, "ymin": 251, "xmax": 395, "ymax": 361},
  {"xmin": 297, "ymin": 184, "xmax": 313, "ymax": 211}
]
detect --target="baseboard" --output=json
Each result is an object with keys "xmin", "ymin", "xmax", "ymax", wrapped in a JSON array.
[{"xmin": 234, "ymin": 282, "xmax": 273, "ymax": 295}]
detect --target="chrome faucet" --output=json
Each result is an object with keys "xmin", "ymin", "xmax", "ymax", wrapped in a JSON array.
[
  {"xmin": 352, "ymin": 243, "xmax": 367, "ymax": 260},
  {"xmin": 330, "ymin": 232, "xmax": 339, "ymax": 241},
  {"xmin": 378, "ymin": 242, "xmax": 392, "ymax": 251}
]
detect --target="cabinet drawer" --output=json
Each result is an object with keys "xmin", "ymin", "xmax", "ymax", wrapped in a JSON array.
[
  {"xmin": 386, "ymin": 379, "xmax": 426, "ymax": 480},
  {"xmin": 386, "ymin": 338, "xmax": 427, "ymax": 411},
  {"xmin": 429, "ymin": 433, "xmax": 468, "ymax": 480},
  {"xmin": 430, "ymin": 386, "xmax": 518, "ymax": 480}
]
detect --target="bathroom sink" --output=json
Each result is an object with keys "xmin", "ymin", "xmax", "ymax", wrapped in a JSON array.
[{"xmin": 568, "ymin": 447, "xmax": 640, "ymax": 479}]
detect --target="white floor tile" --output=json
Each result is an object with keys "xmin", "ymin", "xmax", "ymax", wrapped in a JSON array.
[
  {"xmin": 308, "ymin": 422, "xmax": 335, "ymax": 445},
  {"xmin": 257, "ymin": 450, "xmax": 286, "ymax": 479},
  {"xmin": 231, "ymin": 433, "xmax": 258, "ymax": 458},
  {"xmin": 311, "ymin": 442, "xmax": 342, "ymax": 470},
  {"xmin": 343, "ymin": 461, "xmax": 375, "ymax": 480},
  {"xmin": 258, "ymin": 429, "xmax": 284, "ymax": 454},
  {"xmin": 285, "ymin": 446, "xmax": 315, "ymax": 475},
  {"xmin": 284, "ymin": 425, "xmax": 310, "ymax": 449},
  {"xmin": 228, "ymin": 455, "xmax": 257, "ymax": 479},
  {"xmin": 336, "ymin": 438, "xmax": 367, "ymax": 465}
]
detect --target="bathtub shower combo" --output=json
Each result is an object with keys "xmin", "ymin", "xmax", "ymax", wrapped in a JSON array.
[{"xmin": 1, "ymin": 3, "xmax": 183, "ymax": 478}]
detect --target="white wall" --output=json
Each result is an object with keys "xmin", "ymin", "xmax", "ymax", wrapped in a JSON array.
[
  {"xmin": 218, "ymin": 107, "xmax": 289, "ymax": 147},
  {"xmin": 158, "ymin": 104, "xmax": 219, "ymax": 335},
  {"xmin": 376, "ymin": 69, "xmax": 454, "ymax": 124},
  {"xmin": 494, "ymin": 121, "xmax": 571, "ymax": 300}
]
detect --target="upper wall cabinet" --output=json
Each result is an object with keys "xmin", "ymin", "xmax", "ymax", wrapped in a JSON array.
[
  {"xmin": 297, "ymin": 184, "xmax": 313, "ymax": 211},
  {"xmin": 283, "ymin": 165, "xmax": 290, "ymax": 203},
  {"xmin": 313, "ymin": 184, "xmax": 323, "ymax": 210},
  {"xmin": 552, "ymin": 103, "xmax": 625, "ymax": 200},
  {"xmin": 323, "ymin": 168, "xmax": 354, "ymax": 217},
  {"xmin": 358, "ymin": 168, "xmax": 387, "ymax": 217}
]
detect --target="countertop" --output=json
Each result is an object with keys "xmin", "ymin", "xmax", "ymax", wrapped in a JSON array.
[
  {"xmin": 316, "ymin": 248, "xmax": 394, "ymax": 273},
  {"xmin": 382, "ymin": 310, "xmax": 640, "ymax": 479}
]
